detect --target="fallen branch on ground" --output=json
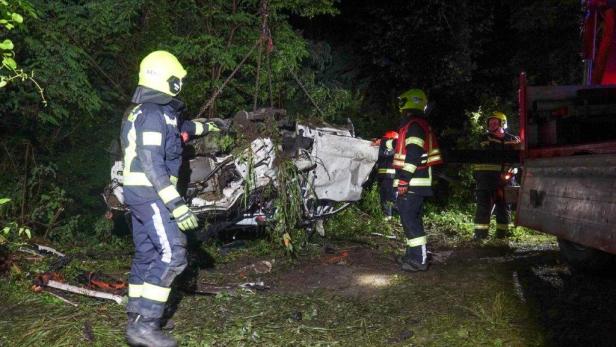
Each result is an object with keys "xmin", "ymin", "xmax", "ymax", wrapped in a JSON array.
[{"xmin": 45, "ymin": 280, "xmax": 125, "ymax": 305}]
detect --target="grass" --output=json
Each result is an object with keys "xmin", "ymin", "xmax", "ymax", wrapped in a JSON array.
[
  {"xmin": 0, "ymin": 186, "xmax": 552, "ymax": 346},
  {"xmin": 0, "ymin": 235, "xmax": 548, "ymax": 347}
]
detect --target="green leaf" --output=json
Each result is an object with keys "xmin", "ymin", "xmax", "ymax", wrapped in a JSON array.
[
  {"xmin": 0, "ymin": 39, "xmax": 13, "ymax": 50},
  {"xmin": 2, "ymin": 226, "xmax": 10, "ymax": 235},
  {"xmin": 24, "ymin": 228, "xmax": 31, "ymax": 239},
  {"xmin": 2, "ymin": 57, "xmax": 16, "ymax": 69},
  {"xmin": 0, "ymin": 198, "xmax": 10, "ymax": 205},
  {"xmin": 11, "ymin": 13, "xmax": 23, "ymax": 24},
  {"xmin": 0, "ymin": 80, "xmax": 6, "ymax": 88}
]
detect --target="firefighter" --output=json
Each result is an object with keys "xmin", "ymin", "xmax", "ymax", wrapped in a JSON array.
[
  {"xmin": 121, "ymin": 50, "xmax": 223, "ymax": 347},
  {"xmin": 472, "ymin": 111, "xmax": 520, "ymax": 240},
  {"xmin": 377, "ymin": 130, "xmax": 398, "ymax": 220},
  {"xmin": 393, "ymin": 88, "xmax": 443, "ymax": 272}
]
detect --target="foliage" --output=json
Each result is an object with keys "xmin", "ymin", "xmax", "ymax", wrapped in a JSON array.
[
  {"xmin": 0, "ymin": 0, "xmax": 338, "ymax": 243},
  {"xmin": 0, "ymin": 198, "xmax": 31, "ymax": 246}
]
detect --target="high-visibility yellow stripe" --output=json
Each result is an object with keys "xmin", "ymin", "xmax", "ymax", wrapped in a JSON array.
[
  {"xmin": 170, "ymin": 175, "xmax": 178, "ymax": 186},
  {"xmin": 142, "ymin": 282, "xmax": 171, "ymax": 302},
  {"xmin": 123, "ymin": 172, "xmax": 153, "ymax": 186},
  {"xmin": 409, "ymin": 178, "xmax": 431, "ymax": 186},
  {"xmin": 409, "ymin": 167, "xmax": 432, "ymax": 186},
  {"xmin": 402, "ymin": 163, "xmax": 417, "ymax": 174},
  {"xmin": 393, "ymin": 179, "xmax": 399, "ymax": 187},
  {"xmin": 429, "ymin": 149, "xmax": 440, "ymax": 155},
  {"xmin": 496, "ymin": 223, "xmax": 509, "ymax": 230},
  {"xmin": 193, "ymin": 121, "xmax": 204, "ymax": 136},
  {"xmin": 427, "ymin": 155, "xmax": 442, "ymax": 163},
  {"xmin": 143, "ymin": 131, "xmax": 163, "ymax": 146},
  {"xmin": 472, "ymin": 164, "xmax": 502, "ymax": 171},
  {"xmin": 394, "ymin": 154, "xmax": 406, "ymax": 160},
  {"xmin": 158, "ymin": 185, "xmax": 181, "ymax": 204},
  {"xmin": 405, "ymin": 136, "xmax": 424, "ymax": 147},
  {"xmin": 474, "ymin": 224, "xmax": 490, "ymax": 230},
  {"xmin": 123, "ymin": 106, "xmax": 141, "ymax": 184},
  {"xmin": 128, "ymin": 284, "xmax": 143, "ymax": 298},
  {"xmin": 406, "ymin": 236, "xmax": 427, "ymax": 247},
  {"xmin": 378, "ymin": 168, "xmax": 396, "ymax": 174}
]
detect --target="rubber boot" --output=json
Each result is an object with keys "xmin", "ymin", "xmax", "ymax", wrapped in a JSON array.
[
  {"xmin": 473, "ymin": 229, "xmax": 489, "ymax": 241},
  {"xmin": 126, "ymin": 314, "xmax": 178, "ymax": 347},
  {"xmin": 494, "ymin": 228, "xmax": 510, "ymax": 239},
  {"xmin": 395, "ymin": 251, "xmax": 428, "ymax": 272}
]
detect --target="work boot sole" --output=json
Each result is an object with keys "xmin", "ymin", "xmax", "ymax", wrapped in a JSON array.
[
  {"xmin": 395, "ymin": 256, "xmax": 428, "ymax": 272},
  {"xmin": 126, "ymin": 328, "xmax": 178, "ymax": 347},
  {"xmin": 126, "ymin": 334, "xmax": 178, "ymax": 347}
]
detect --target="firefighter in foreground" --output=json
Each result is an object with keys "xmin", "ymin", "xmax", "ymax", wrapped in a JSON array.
[
  {"xmin": 393, "ymin": 89, "xmax": 442, "ymax": 272},
  {"xmin": 121, "ymin": 51, "xmax": 223, "ymax": 347},
  {"xmin": 472, "ymin": 111, "xmax": 520, "ymax": 240},
  {"xmin": 377, "ymin": 130, "xmax": 398, "ymax": 220}
]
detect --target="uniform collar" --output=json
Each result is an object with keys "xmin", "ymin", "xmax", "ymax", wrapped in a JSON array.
[{"xmin": 131, "ymin": 86, "xmax": 185, "ymax": 112}]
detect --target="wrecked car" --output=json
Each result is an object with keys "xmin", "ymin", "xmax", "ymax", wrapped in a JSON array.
[{"xmin": 103, "ymin": 108, "xmax": 378, "ymax": 238}]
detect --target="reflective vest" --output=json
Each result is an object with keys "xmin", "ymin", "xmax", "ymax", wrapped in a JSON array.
[{"xmin": 393, "ymin": 117, "xmax": 443, "ymax": 170}]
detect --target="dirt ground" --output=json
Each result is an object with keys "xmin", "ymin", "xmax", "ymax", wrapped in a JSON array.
[
  {"xmin": 4, "ymin": 237, "xmax": 616, "ymax": 346},
  {"xmin": 190, "ymin": 239, "xmax": 616, "ymax": 346}
]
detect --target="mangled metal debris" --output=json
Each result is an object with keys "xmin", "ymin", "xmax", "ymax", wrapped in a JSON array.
[{"xmin": 103, "ymin": 107, "xmax": 378, "ymax": 237}]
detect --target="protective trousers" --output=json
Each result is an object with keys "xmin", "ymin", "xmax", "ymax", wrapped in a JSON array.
[
  {"xmin": 378, "ymin": 178, "xmax": 396, "ymax": 217},
  {"xmin": 397, "ymin": 194, "xmax": 427, "ymax": 264},
  {"xmin": 473, "ymin": 188, "xmax": 511, "ymax": 237},
  {"xmin": 126, "ymin": 200, "xmax": 187, "ymax": 319}
]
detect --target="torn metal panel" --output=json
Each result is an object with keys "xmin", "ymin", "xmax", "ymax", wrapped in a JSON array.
[{"xmin": 299, "ymin": 125, "xmax": 378, "ymax": 202}]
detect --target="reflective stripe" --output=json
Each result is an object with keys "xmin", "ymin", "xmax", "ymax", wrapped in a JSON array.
[
  {"xmin": 393, "ymin": 179, "xmax": 399, "ymax": 187},
  {"xmin": 378, "ymin": 168, "xmax": 396, "ymax": 174},
  {"xmin": 193, "ymin": 121, "xmax": 204, "ymax": 136},
  {"xmin": 164, "ymin": 113, "xmax": 177, "ymax": 126},
  {"xmin": 158, "ymin": 185, "xmax": 181, "ymax": 204},
  {"xmin": 474, "ymin": 224, "xmax": 490, "ymax": 230},
  {"xmin": 409, "ymin": 177, "xmax": 431, "ymax": 186},
  {"xmin": 409, "ymin": 167, "xmax": 432, "ymax": 186},
  {"xmin": 394, "ymin": 154, "xmax": 406, "ymax": 160},
  {"xmin": 406, "ymin": 236, "xmax": 427, "ymax": 247},
  {"xmin": 496, "ymin": 223, "xmax": 509, "ymax": 230},
  {"xmin": 142, "ymin": 282, "xmax": 171, "ymax": 302},
  {"xmin": 151, "ymin": 203, "xmax": 172, "ymax": 263},
  {"xmin": 429, "ymin": 149, "xmax": 440, "ymax": 155},
  {"xmin": 142, "ymin": 131, "xmax": 162, "ymax": 146},
  {"xmin": 427, "ymin": 155, "xmax": 442, "ymax": 163},
  {"xmin": 472, "ymin": 164, "xmax": 502, "ymax": 171},
  {"xmin": 128, "ymin": 284, "xmax": 143, "ymax": 298},
  {"xmin": 122, "ymin": 106, "xmax": 141, "ymax": 185},
  {"xmin": 405, "ymin": 136, "xmax": 424, "ymax": 147},
  {"xmin": 123, "ymin": 172, "xmax": 153, "ymax": 186},
  {"xmin": 402, "ymin": 163, "xmax": 417, "ymax": 174},
  {"xmin": 170, "ymin": 175, "xmax": 178, "ymax": 186}
]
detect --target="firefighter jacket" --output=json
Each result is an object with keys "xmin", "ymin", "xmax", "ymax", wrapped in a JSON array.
[
  {"xmin": 121, "ymin": 86, "xmax": 207, "ymax": 211},
  {"xmin": 377, "ymin": 137, "xmax": 396, "ymax": 180},
  {"xmin": 393, "ymin": 115, "xmax": 442, "ymax": 196},
  {"xmin": 473, "ymin": 132, "xmax": 520, "ymax": 190}
]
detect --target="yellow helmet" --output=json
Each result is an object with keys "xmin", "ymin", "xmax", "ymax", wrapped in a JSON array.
[
  {"xmin": 398, "ymin": 88, "xmax": 427, "ymax": 113},
  {"xmin": 138, "ymin": 51, "xmax": 187, "ymax": 96},
  {"xmin": 488, "ymin": 111, "xmax": 508, "ymax": 129}
]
